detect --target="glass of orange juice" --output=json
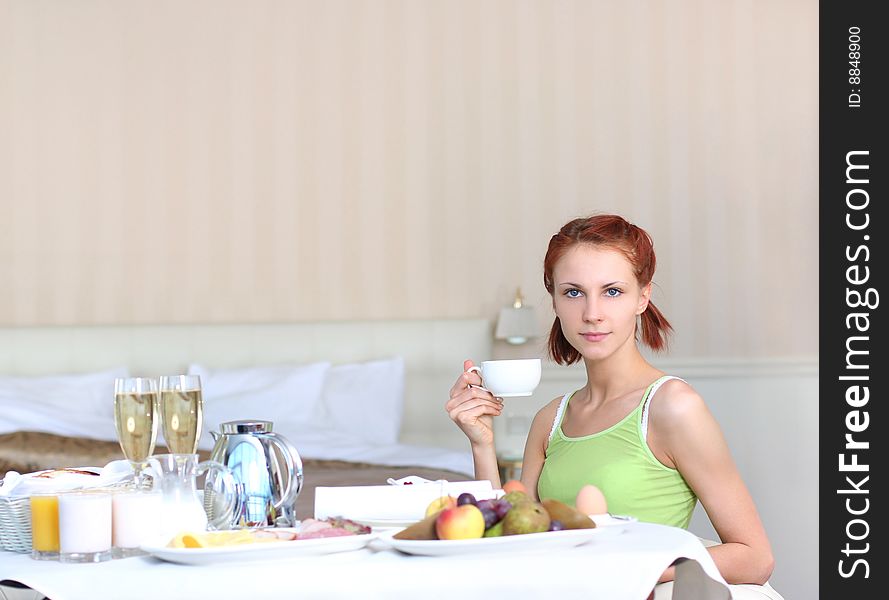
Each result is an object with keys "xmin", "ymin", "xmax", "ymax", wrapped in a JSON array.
[{"xmin": 30, "ymin": 493, "xmax": 60, "ymax": 560}]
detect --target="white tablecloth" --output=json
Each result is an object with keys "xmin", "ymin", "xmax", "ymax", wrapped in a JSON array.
[{"xmin": 0, "ymin": 522, "xmax": 730, "ymax": 600}]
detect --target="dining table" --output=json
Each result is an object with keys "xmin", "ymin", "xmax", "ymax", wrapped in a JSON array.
[{"xmin": 0, "ymin": 521, "xmax": 730, "ymax": 600}]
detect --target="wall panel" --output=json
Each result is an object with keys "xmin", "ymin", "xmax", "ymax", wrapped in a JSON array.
[{"xmin": 0, "ymin": 0, "xmax": 818, "ymax": 359}]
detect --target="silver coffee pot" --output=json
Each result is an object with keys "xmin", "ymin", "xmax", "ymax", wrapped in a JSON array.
[{"xmin": 206, "ymin": 420, "xmax": 303, "ymax": 528}]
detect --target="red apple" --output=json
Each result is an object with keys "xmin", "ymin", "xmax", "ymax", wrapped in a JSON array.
[{"xmin": 435, "ymin": 504, "xmax": 486, "ymax": 540}]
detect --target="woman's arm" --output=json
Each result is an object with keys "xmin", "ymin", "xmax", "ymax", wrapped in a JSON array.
[
  {"xmin": 445, "ymin": 360, "xmax": 505, "ymax": 487},
  {"xmin": 649, "ymin": 380, "xmax": 775, "ymax": 585}
]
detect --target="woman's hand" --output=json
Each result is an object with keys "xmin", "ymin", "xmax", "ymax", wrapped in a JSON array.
[{"xmin": 445, "ymin": 359, "xmax": 503, "ymax": 447}]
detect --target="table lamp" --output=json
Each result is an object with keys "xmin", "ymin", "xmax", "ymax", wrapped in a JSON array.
[{"xmin": 494, "ymin": 288, "xmax": 539, "ymax": 345}]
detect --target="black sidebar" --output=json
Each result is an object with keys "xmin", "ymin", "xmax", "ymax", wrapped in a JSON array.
[{"xmin": 820, "ymin": 0, "xmax": 887, "ymax": 596}]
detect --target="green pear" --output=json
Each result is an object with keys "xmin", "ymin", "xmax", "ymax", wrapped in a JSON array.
[
  {"xmin": 541, "ymin": 498, "xmax": 596, "ymax": 530},
  {"xmin": 502, "ymin": 491, "xmax": 531, "ymax": 507},
  {"xmin": 393, "ymin": 512, "xmax": 440, "ymax": 540},
  {"xmin": 502, "ymin": 502, "xmax": 550, "ymax": 535}
]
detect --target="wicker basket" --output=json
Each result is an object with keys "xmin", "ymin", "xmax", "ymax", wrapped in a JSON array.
[{"xmin": 0, "ymin": 495, "xmax": 32, "ymax": 553}]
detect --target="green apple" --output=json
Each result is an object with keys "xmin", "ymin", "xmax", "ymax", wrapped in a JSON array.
[{"xmin": 425, "ymin": 495, "xmax": 457, "ymax": 518}]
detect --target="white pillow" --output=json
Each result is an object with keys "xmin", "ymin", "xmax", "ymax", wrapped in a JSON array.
[
  {"xmin": 318, "ymin": 357, "xmax": 405, "ymax": 445},
  {"xmin": 0, "ymin": 366, "xmax": 128, "ymax": 416},
  {"xmin": 0, "ymin": 367, "xmax": 128, "ymax": 440},
  {"xmin": 187, "ymin": 362, "xmax": 331, "ymax": 450}
]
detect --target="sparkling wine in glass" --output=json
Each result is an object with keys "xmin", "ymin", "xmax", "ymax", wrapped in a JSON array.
[
  {"xmin": 159, "ymin": 375, "xmax": 203, "ymax": 454},
  {"xmin": 113, "ymin": 377, "xmax": 159, "ymax": 486}
]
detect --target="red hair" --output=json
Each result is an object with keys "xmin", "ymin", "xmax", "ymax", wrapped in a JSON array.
[{"xmin": 544, "ymin": 214, "xmax": 673, "ymax": 364}]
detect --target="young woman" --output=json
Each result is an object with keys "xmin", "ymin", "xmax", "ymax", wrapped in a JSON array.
[{"xmin": 445, "ymin": 214, "xmax": 774, "ymax": 585}]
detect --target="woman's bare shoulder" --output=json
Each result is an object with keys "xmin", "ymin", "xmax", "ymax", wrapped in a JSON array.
[
  {"xmin": 524, "ymin": 394, "xmax": 570, "ymax": 455},
  {"xmin": 649, "ymin": 378, "xmax": 712, "ymax": 425},
  {"xmin": 648, "ymin": 379, "xmax": 726, "ymax": 458},
  {"xmin": 524, "ymin": 394, "xmax": 568, "ymax": 438},
  {"xmin": 542, "ymin": 393, "xmax": 567, "ymax": 412}
]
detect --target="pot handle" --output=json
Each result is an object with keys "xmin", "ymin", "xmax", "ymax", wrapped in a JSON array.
[{"xmin": 266, "ymin": 432, "xmax": 304, "ymax": 509}]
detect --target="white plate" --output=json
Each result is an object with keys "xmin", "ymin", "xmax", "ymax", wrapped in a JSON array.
[
  {"xmin": 350, "ymin": 517, "xmax": 417, "ymax": 529},
  {"xmin": 378, "ymin": 526, "xmax": 610, "ymax": 557},
  {"xmin": 140, "ymin": 528, "xmax": 376, "ymax": 565},
  {"xmin": 591, "ymin": 513, "xmax": 637, "ymax": 527}
]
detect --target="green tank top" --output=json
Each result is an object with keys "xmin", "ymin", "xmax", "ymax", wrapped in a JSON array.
[{"xmin": 537, "ymin": 375, "xmax": 697, "ymax": 529}]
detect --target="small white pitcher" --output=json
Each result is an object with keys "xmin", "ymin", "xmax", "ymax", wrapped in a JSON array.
[{"xmin": 147, "ymin": 453, "xmax": 238, "ymax": 541}]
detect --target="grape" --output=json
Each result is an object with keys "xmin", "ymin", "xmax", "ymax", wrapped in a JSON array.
[
  {"xmin": 479, "ymin": 506, "xmax": 499, "ymax": 529},
  {"xmin": 493, "ymin": 498, "xmax": 512, "ymax": 519},
  {"xmin": 457, "ymin": 492, "xmax": 477, "ymax": 506},
  {"xmin": 476, "ymin": 499, "xmax": 495, "ymax": 512},
  {"xmin": 549, "ymin": 519, "xmax": 564, "ymax": 532}
]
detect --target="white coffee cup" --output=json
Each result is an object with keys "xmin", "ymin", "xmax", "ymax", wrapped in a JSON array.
[{"xmin": 466, "ymin": 359, "xmax": 542, "ymax": 398}]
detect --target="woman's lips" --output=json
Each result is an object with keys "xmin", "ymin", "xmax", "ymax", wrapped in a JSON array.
[{"xmin": 581, "ymin": 332, "xmax": 609, "ymax": 342}]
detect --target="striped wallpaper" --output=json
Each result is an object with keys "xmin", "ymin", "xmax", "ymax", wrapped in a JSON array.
[{"xmin": 0, "ymin": 0, "xmax": 818, "ymax": 359}]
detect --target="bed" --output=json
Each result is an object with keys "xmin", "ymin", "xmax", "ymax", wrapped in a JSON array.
[{"xmin": 0, "ymin": 319, "xmax": 493, "ymax": 518}]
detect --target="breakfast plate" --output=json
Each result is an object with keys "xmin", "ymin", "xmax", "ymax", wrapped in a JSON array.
[
  {"xmin": 140, "ymin": 529, "xmax": 376, "ymax": 565},
  {"xmin": 350, "ymin": 517, "xmax": 417, "ymax": 529},
  {"xmin": 591, "ymin": 513, "xmax": 637, "ymax": 527},
  {"xmin": 377, "ymin": 515, "xmax": 634, "ymax": 557}
]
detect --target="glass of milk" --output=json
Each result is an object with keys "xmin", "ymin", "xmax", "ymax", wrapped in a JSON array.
[
  {"xmin": 58, "ymin": 492, "xmax": 113, "ymax": 563},
  {"xmin": 112, "ymin": 489, "xmax": 163, "ymax": 558}
]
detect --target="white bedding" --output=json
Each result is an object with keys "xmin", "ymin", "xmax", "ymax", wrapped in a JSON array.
[
  {"xmin": 0, "ymin": 401, "xmax": 474, "ymax": 476},
  {"xmin": 0, "ymin": 363, "xmax": 475, "ymax": 477},
  {"xmin": 281, "ymin": 427, "xmax": 474, "ymax": 475},
  {"xmin": 0, "ymin": 320, "xmax": 489, "ymax": 477},
  {"xmin": 0, "ymin": 402, "xmax": 118, "ymax": 442}
]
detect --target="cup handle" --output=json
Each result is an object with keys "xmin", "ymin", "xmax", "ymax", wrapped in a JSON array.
[
  {"xmin": 197, "ymin": 460, "xmax": 240, "ymax": 530},
  {"xmin": 465, "ymin": 366, "xmax": 496, "ymax": 396}
]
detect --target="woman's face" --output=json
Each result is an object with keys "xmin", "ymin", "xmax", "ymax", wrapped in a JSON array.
[{"xmin": 552, "ymin": 244, "xmax": 651, "ymax": 362}]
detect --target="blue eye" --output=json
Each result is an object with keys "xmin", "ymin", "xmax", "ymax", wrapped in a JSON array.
[
  {"xmin": 565, "ymin": 289, "xmax": 583, "ymax": 298},
  {"xmin": 605, "ymin": 288, "xmax": 622, "ymax": 298}
]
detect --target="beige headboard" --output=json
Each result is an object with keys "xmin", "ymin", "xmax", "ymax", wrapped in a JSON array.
[{"xmin": 0, "ymin": 319, "xmax": 493, "ymax": 449}]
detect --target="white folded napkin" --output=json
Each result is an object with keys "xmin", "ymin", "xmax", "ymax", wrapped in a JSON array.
[
  {"xmin": 314, "ymin": 479, "xmax": 499, "ymax": 522},
  {"xmin": 0, "ymin": 460, "xmax": 133, "ymax": 497},
  {"xmin": 386, "ymin": 476, "xmax": 446, "ymax": 486}
]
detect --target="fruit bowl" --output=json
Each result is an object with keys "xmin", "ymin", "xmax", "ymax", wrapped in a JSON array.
[{"xmin": 377, "ymin": 527, "xmax": 607, "ymax": 556}]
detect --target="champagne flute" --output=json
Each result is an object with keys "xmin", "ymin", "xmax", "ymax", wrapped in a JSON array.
[
  {"xmin": 159, "ymin": 375, "xmax": 203, "ymax": 454},
  {"xmin": 113, "ymin": 377, "xmax": 159, "ymax": 486}
]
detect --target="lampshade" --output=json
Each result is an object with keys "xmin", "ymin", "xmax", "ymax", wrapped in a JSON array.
[{"xmin": 495, "ymin": 289, "xmax": 538, "ymax": 345}]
